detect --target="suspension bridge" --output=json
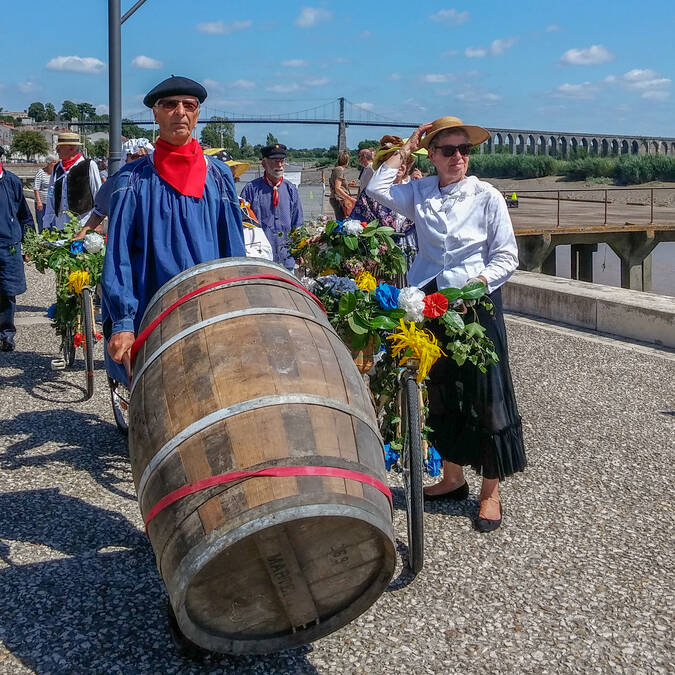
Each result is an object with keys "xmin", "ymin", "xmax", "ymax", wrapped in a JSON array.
[{"xmin": 75, "ymin": 98, "xmax": 419, "ymax": 151}]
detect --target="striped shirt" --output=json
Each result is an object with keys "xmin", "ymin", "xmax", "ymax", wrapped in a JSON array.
[{"xmin": 33, "ymin": 168, "xmax": 50, "ymax": 204}]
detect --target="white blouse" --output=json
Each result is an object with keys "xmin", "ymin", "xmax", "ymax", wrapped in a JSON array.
[{"xmin": 366, "ymin": 165, "xmax": 519, "ymax": 292}]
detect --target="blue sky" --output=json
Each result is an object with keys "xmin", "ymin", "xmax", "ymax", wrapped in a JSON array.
[{"xmin": 1, "ymin": 0, "xmax": 673, "ymax": 148}]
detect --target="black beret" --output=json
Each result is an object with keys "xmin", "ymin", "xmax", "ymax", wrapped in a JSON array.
[
  {"xmin": 261, "ymin": 143, "xmax": 287, "ymax": 159},
  {"xmin": 143, "ymin": 76, "xmax": 207, "ymax": 108}
]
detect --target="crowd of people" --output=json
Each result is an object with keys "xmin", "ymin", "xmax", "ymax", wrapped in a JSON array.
[{"xmin": 0, "ymin": 75, "xmax": 525, "ymax": 533}]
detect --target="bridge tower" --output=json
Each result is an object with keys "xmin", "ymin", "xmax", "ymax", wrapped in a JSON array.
[{"xmin": 337, "ymin": 97, "xmax": 347, "ymax": 153}]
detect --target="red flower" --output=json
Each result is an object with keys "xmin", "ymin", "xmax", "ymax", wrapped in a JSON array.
[
  {"xmin": 95, "ymin": 332, "xmax": 103, "ymax": 341},
  {"xmin": 422, "ymin": 292, "xmax": 449, "ymax": 319},
  {"xmin": 361, "ymin": 221, "xmax": 368, "ymax": 228},
  {"xmin": 73, "ymin": 332, "xmax": 83, "ymax": 348}
]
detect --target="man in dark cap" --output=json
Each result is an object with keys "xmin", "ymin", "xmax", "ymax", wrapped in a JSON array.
[
  {"xmin": 0, "ymin": 146, "xmax": 35, "ymax": 351},
  {"xmin": 101, "ymin": 76, "xmax": 245, "ymax": 381},
  {"xmin": 240, "ymin": 143, "xmax": 303, "ymax": 270}
]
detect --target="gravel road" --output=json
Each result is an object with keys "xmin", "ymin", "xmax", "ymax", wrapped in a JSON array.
[{"xmin": 0, "ymin": 265, "xmax": 673, "ymax": 674}]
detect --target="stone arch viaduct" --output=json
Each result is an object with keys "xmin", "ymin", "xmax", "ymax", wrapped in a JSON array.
[{"xmin": 481, "ymin": 128, "xmax": 675, "ymax": 157}]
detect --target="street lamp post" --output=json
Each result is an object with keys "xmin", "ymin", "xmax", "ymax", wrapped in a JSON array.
[{"xmin": 108, "ymin": 0, "xmax": 150, "ymax": 174}]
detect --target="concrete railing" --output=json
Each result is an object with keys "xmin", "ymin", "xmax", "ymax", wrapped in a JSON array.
[{"xmin": 503, "ymin": 271, "xmax": 675, "ymax": 349}]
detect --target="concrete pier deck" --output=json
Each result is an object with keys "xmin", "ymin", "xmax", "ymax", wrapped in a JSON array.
[{"xmin": 0, "ymin": 265, "xmax": 673, "ymax": 674}]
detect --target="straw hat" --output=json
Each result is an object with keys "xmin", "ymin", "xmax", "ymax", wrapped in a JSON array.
[
  {"xmin": 55, "ymin": 131, "xmax": 82, "ymax": 147},
  {"xmin": 420, "ymin": 116, "xmax": 490, "ymax": 149}
]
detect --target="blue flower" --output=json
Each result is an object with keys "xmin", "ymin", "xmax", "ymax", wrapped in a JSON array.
[
  {"xmin": 375, "ymin": 282, "xmax": 400, "ymax": 310},
  {"xmin": 334, "ymin": 220, "xmax": 344, "ymax": 233},
  {"xmin": 425, "ymin": 447, "xmax": 442, "ymax": 477},
  {"xmin": 384, "ymin": 444, "xmax": 400, "ymax": 471},
  {"xmin": 315, "ymin": 275, "xmax": 357, "ymax": 295},
  {"xmin": 70, "ymin": 240, "xmax": 85, "ymax": 255},
  {"xmin": 46, "ymin": 303, "xmax": 57, "ymax": 319}
]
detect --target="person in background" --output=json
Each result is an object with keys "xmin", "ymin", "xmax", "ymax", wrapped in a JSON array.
[
  {"xmin": 72, "ymin": 138, "xmax": 154, "ymax": 239},
  {"xmin": 32, "ymin": 154, "xmax": 58, "ymax": 232},
  {"xmin": 351, "ymin": 136, "xmax": 416, "ymax": 250},
  {"xmin": 328, "ymin": 150, "xmax": 354, "ymax": 220},
  {"xmin": 102, "ymin": 76, "xmax": 245, "ymax": 383},
  {"xmin": 0, "ymin": 146, "xmax": 35, "ymax": 352},
  {"xmin": 98, "ymin": 159, "xmax": 108, "ymax": 182},
  {"xmin": 357, "ymin": 148, "xmax": 375, "ymax": 194},
  {"xmin": 240, "ymin": 143, "xmax": 303, "ymax": 270},
  {"xmin": 367, "ymin": 117, "xmax": 525, "ymax": 533},
  {"xmin": 43, "ymin": 132, "xmax": 102, "ymax": 231}
]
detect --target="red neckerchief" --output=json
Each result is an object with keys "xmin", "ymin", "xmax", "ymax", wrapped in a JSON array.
[
  {"xmin": 0, "ymin": 161, "xmax": 3, "ymax": 175},
  {"xmin": 61, "ymin": 153, "xmax": 82, "ymax": 171},
  {"xmin": 153, "ymin": 138, "xmax": 207, "ymax": 198},
  {"xmin": 263, "ymin": 173, "xmax": 283, "ymax": 208}
]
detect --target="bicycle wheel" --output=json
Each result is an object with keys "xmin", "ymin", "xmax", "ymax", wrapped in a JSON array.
[
  {"xmin": 402, "ymin": 373, "xmax": 424, "ymax": 573},
  {"xmin": 81, "ymin": 287, "xmax": 96, "ymax": 400},
  {"xmin": 62, "ymin": 324, "xmax": 76, "ymax": 366},
  {"xmin": 109, "ymin": 376, "xmax": 130, "ymax": 435}
]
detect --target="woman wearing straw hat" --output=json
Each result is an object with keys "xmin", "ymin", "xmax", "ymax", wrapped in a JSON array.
[{"xmin": 366, "ymin": 117, "xmax": 525, "ymax": 533}]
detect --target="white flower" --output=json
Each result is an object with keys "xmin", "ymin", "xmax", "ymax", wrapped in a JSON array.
[
  {"xmin": 342, "ymin": 219, "xmax": 363, "ymax": 236},
  {"xmin": 83, "ymin": 232, "xmax": 105, "ymax": 254},
  {"xmin": 397, "ymin": 286, "xmax": 426, "ymax": 322}
]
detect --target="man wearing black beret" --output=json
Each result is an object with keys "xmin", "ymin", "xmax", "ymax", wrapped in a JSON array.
[
  {"xmin": 240, "ymin": 143, "xmax": 303, "ymax": 270},
  {"xmin": 101, "ymin": 75, "xmax": 245, "ymax": 381}
]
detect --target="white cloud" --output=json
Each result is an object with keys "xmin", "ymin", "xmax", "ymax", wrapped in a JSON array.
[
  {"xmin": 642, "ymin": 90, "xmax": 669, "ymax": 101},
  {"xmin": 18, "ymin": 80, "xmax": 41, "ymax": 94},
  {"xmin": 490, "ymin": 37, "xmax": 518, "ymax": 55},
  {"xmin": 295, "ymin": 8, "xmax": 332, "ymax": 28},
  {"xmin": 455, "ymin": 88, "xmax": 501, "ymax": 104},
  {"xmin": 354, "ymin": 102, "xmax": 375, "ymax": 111},
  {"xmin": 546, "ymin": 24, "xmax": 561, "ymax": 32},
  {"xmin": 230, "ymin": 79, "xmax": 256, "ymax": 89},
  {"xmin": 605, "ymin": 68, "xmax": 671, "ymax": 99},
  {"xmin": 465, "ymin": 47, "xmax": 487, "ymax": 58},
  {"xmin": 305, "ymin": 77, "xmax": 329, "ymax": 87},
  {"xmin": 359, "ymin": 30, "xmax": 373, "ymax": 39},
  {"xmin": 404, "ymin": 98, "xmax": 426, "ymax": 112},
  {"xmin": 267, "ymin": 83, "xmax": 301, "ymax": 93},
  {"xmin": 553, "ymin": 82, "xmax": 596, "ymax": 99},
  {"xmin": 422, "ymin": 73, "xmax": 455, "ymax": 83},
  {"xmin": 196, "ymin": 20, "xmax": 252, "ymax": 35},
  {"xmin": 131, "ymin": 55, "xmax": 162, "ymax": 70},
  {"xmin": 96, "ymin": 103, "xmax": 109, "ymax": 115},
  {"xmin": 465, "ymin": 36, "xmax": 518, "ymax": 58},
  {"xmin": 389, "ymin": 72, "xmax": 402, "ymax": 81},
  {"xmin": 282, "ymin": 59, "xmax": 308, "ymax": 67},
  {"xmin": 46, "ymin": 56, "xmax": 105, "ymax": 74},
  {"xmin": 202, "ymin": 78, "xmax": 223, "ymax": 91},
  {"xmin": 430, "ymin": 9, "xmax": 470, "ymax": 25},
  {"xmin": 560, "ymin": 45, "xmax": 614, "ymax": 66}
]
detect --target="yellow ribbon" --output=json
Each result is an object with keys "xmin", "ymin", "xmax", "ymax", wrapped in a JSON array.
[
  {"xmin": 387, "ymin": 319, "xmax": 445, "ymax": 382},
  {"xmin": 66, "ymin": 269, "xmax": 90, "ymax": 295}
]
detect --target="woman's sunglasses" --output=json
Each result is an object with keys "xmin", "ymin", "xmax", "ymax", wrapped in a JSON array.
[
  {"xmin": 156, "ymin": 99, "xmax": 200, "ymax": 113},
  {"xmin": 434, "ymin": 143, "xmax": 473, "ymax": 157}
]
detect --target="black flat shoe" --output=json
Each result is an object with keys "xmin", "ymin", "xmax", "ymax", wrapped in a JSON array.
[
  {"xmin": 0, "ymin": 340, "xmax": 14, "ymax": 352},
  {"xmin": 423, "ymin": 481, "xmax": 469, "ymax": 501},
  {"xmin": 474, "ymin": 503, "xmax": 502, "ymax": 533}
]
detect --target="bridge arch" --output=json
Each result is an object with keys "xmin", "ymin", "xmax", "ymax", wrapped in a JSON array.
[
  {"xmin": 538, "ymin": 135, "xmax": 547, "ymax": 155},
  {"xmin": 559, "ymin": 136, "xmax": 568, "ymax": 158},
  {"xmin": 621, "ymin": 140, "xmax": 629, "ymax": 155},
  {"xmin": 581, "ymin": 137, "xmax": 589, "ymax": 153},
  {"xmin": 671, "ymin": 142, "xmax": 675, "ymax": 155},
  {"xmin": 601, "ymin": 139, "xmax": 609, "ymax": 156},
  {"xmin": 610, "ymin": 139, "xmax": 619, "ymax": 155},
  {"xmin": 527, "ymin": 135, "xmax": 536, "ymax": 154},
  {"xmin": 590, "ymin": 138, "xmax": 599, "ymax": 155},
  {"xmin": 506, "ymin": 133, "xmax": 515, "ymax": 154},
  {"xmin": 631, "ymin": 140, "xmax": 639, "ymax": 154},
  {"xmin": 570, "ymin": 137, "xmax": 578, "ymax": 155},
  {"xmin": 548, "ymin": 136, "xmax": 557, "ymax": 157},
  {"xmin": 651, "ymin": 141, "xmax": 659, "ymax": 154},
  {"xmin": 640, "ymin": 141, "xmax": 648, "ymax": 155},
  {"xmin": 661, "ymin": 141, "xmax": 668, "ymax": 155},
  {"xmin": 516, "ymin": 134, "xmax": 525, "ymax": 154}
]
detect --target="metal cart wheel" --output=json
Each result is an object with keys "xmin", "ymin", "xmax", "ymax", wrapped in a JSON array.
[
  {"xmin": 81, "ymin": 287, "xmax": 96, "ymax": 400},
  {"xmin": 400, "ymin": 368, "xmax": 424, "ymax": 574},
  {"xmin": 108, "ymin": 376, "xmax": 130, "ymax": 435}
]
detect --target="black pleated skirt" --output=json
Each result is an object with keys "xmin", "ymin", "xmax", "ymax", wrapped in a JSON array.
[{"xmin": 423, "ymin": 283, "xmax": 526, "ymax": 481}]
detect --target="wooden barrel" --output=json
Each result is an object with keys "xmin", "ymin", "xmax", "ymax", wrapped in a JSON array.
[{"xmin": 128, "ymin": 258, "xmax": 395, "ymax": 654}]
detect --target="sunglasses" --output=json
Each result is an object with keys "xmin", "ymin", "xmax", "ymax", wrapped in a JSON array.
[
  {"xmin": 156, "ymin": 99, "xmax": 200, "ymax": 113},
  {"xmin": 434, "ymin": 143, "xmax": 473, "ymax": 157}
]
